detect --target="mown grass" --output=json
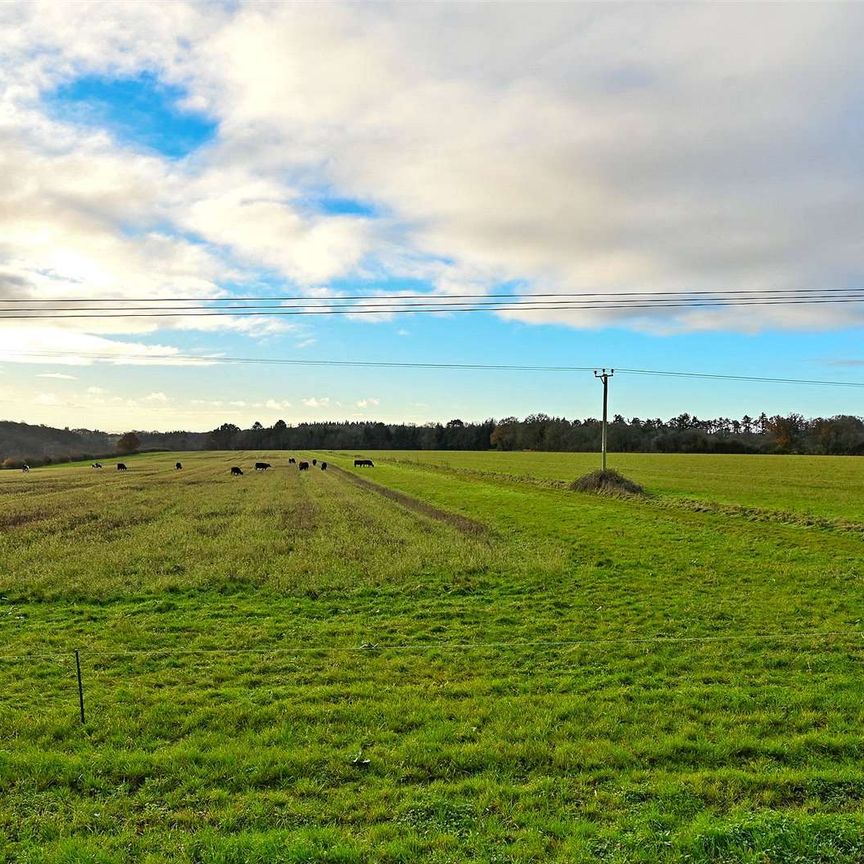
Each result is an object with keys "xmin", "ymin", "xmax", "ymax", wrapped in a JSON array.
[
  {"xmin": 1, "ymin": 450, "xmax": 864, "ymax": 862},
  {"xmin": 361, "ymin": 450, "xmax": 864, "ymax": 523}
]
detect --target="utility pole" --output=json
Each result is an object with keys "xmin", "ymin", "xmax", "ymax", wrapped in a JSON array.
[{"xmin": 594, "ymin": 369, "xmax": 614, "ymax": 471}]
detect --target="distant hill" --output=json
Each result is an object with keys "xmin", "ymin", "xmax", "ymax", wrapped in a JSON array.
[
  {"xmin": 0, "ymin": 422, "xmax": 209, "ymax": 468},
  {"xmin": 0, "ymin": 421, "xmax": 117, "ymax": 467}
]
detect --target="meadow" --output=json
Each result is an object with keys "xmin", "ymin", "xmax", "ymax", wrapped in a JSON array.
[
  {"xmin": 361, "ymin": 451, "xmax": 864, "ymax": 523},
  {"xmin": 1, "ymin": 450, "xmax": 864, "ymax": 863}
]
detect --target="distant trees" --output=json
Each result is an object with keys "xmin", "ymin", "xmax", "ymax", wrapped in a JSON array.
[
  {"xmin": 810, "ymin": 415, "xmax": 864, "ymax": 455},
  {"xmin": 116, "ymin": 432, "xmax": 141, "ymax": 455},
  {"xmin": 3, "ymin": 412, "xmax": 864, "ymax": 467},
  {"xmin": 194, "ymin": 418, "xmax": 495, "ymax": 453},
  {"xmin": 480, "ymin": 413, "xmax": 864, "ymax": 456},
  {"xmin": 762, "ymin": 414, "xmax": 805, "ymax": 452},
  {"xmin": 206, "ymin": 423, "xmax": 240, "ymax": 449}
]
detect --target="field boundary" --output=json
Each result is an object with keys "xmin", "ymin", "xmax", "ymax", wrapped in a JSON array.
[
  {"xmin": 328, "ymin": 464, "xmax": 488, "ymax": 536},
  {"xmin": 653, "ymin": 496, "xmax": 864, "ymax": 533}
]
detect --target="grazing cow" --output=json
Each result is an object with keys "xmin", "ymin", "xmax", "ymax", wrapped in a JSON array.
[
  {"xmin": 230, "ymin": 466, "xmax": 243, "ymax": 476},
  {"xmin": 117, "ymin": 463, "xmax": 128, "ymax": 471},
  {"xmin": 21, "ymin": 465, "xmax": 30, "ymax": 473},
  {"xmin": 288, "ymin": 457, "xmax": 296, "ymax": 464},
  {"xmin": 175, "ymin": 462, "xmax": 183, "ymax": 470},
  {"xmin": 312, "ymin": 459, "xmax": 317, "ymax": 466},
  {"xmin": 298, "ymin": 461, "xmax": 310, "ymax": 471},
  {"xmin": 320, "ymin": 462, "xmax": 328, "ymax": 471},
  {"xmin": 255, "ymin": 462, "xmax": 271, "ymax": 471},
  {"xmin": 354, "ymin": 459, "xmax": 374, "ymax": 468},
  {"xmin": 91, "ymin": 463, "xmax": 103, "ymax": 469}
]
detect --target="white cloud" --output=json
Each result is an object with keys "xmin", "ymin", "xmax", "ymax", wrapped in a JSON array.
[
  {"xmin": 178, "ymin": 174, "xmax": 373, "ymax": 285},
  {"xmin": 302, "ymin": 396, "xmax": 330, "ymax": 408},
  {"xmin": 144, "ymin": 391, "xmax": 169, "ymax": 403},
  {"xmin": 0, "ymin": 0, "xmax": 863, "ymax": 344},
  {"xmin": 36, "ymin": 372, "xmax": 76, "ymax": 380},
  {"xmin": 356, "ymin": 397, "xmax": 380, "ymax": 409},
  {"xmin": 193, "ymin": 2, "xmax": 864, "ymax": 332},
  {"xmin": 0, "ymin": 325, "xmax": 221, "ymax": 367},
  {"xmin": 265, "ymin": 398, "xmax": 292, "ymax": 410}
]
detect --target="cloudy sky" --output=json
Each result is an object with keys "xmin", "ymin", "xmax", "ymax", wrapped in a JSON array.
[{"xmin": 1, "ymin": 1, "xmax": 863, "ymax": 431}]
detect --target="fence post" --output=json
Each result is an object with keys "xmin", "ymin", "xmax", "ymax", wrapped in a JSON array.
[{"xmin": 74, "ymin": 649, "xmax": 85, "ymax": 724}]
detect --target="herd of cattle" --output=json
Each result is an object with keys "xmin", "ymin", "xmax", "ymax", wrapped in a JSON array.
[
  {"xmin": 229, "ymin": 459, "xmax": 330, "ymax": 476},
  {"xmin": 18, "ymin": 457, "xmax": 375, "ymax": 474}
]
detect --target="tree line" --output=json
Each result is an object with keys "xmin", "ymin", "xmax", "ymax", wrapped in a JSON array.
[
  {"xmin": 201, "ymin": 413, "xmax": 864, "ymax": 455},
  {"xmin": 3, "ymin": 412, "xmax": 864, "ymax": 468}
]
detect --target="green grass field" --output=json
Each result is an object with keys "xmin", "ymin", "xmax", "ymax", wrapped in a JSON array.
[
  {"xmin": 2, "ymin": 450, "xmax": 864, "ymax": 863},
  {"xmin": 359, "ymin": 451, "xmax": 864, "ymax": 523}
]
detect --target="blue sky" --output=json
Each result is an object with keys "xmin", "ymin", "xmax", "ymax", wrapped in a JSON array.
[
  {"xmin": 1, "ymin": 3, "xmax": 864, "ymax": 431},
  {"xmin": 45, "ymin": 72, "xmax": 217, "ymax": 159}
]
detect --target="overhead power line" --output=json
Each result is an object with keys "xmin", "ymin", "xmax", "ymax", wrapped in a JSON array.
[
  {"xmin": 8, "ymin": 293, "xmax": 864, "ymax": 313},
  {"xmin": 2, "ymin": 349, "xmax": 863, "ymax": 389},
  {"xmin": 3, "ymin": 298, "xmax": 864, "ymax": 320},
  {"xmin": 3, "ymin": 286, "xmax": 864, "ymax": 303},
  {"xmin": 2, "ymin": 287, "xmax": 864, "ymax": 319}
]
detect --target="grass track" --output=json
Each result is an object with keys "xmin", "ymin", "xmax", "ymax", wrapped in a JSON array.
[{"xmin": 1, "ymin": 450, "xmax": 864, "ymax": 862}]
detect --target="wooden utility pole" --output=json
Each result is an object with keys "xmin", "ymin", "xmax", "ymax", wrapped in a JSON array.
[{"xmin": 594, "ymin": 369, "xmax": 614, "ymax": 471}]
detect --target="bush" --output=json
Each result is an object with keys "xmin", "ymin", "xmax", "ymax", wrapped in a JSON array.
[{"xmin": 570, "ymin": 469, "xmax": 645, "ymax": 496}]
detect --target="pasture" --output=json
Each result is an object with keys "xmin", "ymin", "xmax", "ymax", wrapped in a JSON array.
[{"xmin": 1, "ymin": 450, "xmax": 864, "ymax": 863}]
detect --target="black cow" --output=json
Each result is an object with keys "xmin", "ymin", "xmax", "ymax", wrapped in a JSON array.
[
  {"xmin": 255, "ymin": 462, "xmax": 271, "ymax": 471},
  {"xmin": 175, "ymin": 462, "xmax": 183, "ymax": 470},
  {"xmin": 117, "ymin": 463, "xmax": 128, "ymax": 471},
  {"xmin": 91, "ymin": 463, "xmax": 103, "ymax": 469},
  {"xmin": 288, "ymin": 457, "xmax": 296, "ymax": 464},
  {"xmin": 312, "ymin": 459, "xmax": 317, "ymax": 466},
  {"xmin": 230, "ymin": 466, "xmax": 243, "ymax": 476},
  {"xmin": 354, "ymin": 459, "xmax": 374, "ymax": 467},
  {"xmin": 320, "ymin": 462, "xmax": 328, "ymax": 471},
  {"xmin": 298, "ymin": 461, "xmax": 310, "ymax": 471},
  {"xmin": 21, "ymin": 465, "xmax": 30, "ymax": 473}
]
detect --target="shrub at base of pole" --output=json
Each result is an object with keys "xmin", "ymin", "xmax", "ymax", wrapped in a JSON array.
[{"xmin": 570, "ymin": 469, "xmax": 645, "ymax": 496}]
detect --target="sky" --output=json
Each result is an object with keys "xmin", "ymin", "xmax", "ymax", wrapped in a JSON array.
[{"xmin": 1, "ymin": 1, "xmax": 864, "ymax": 432}]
